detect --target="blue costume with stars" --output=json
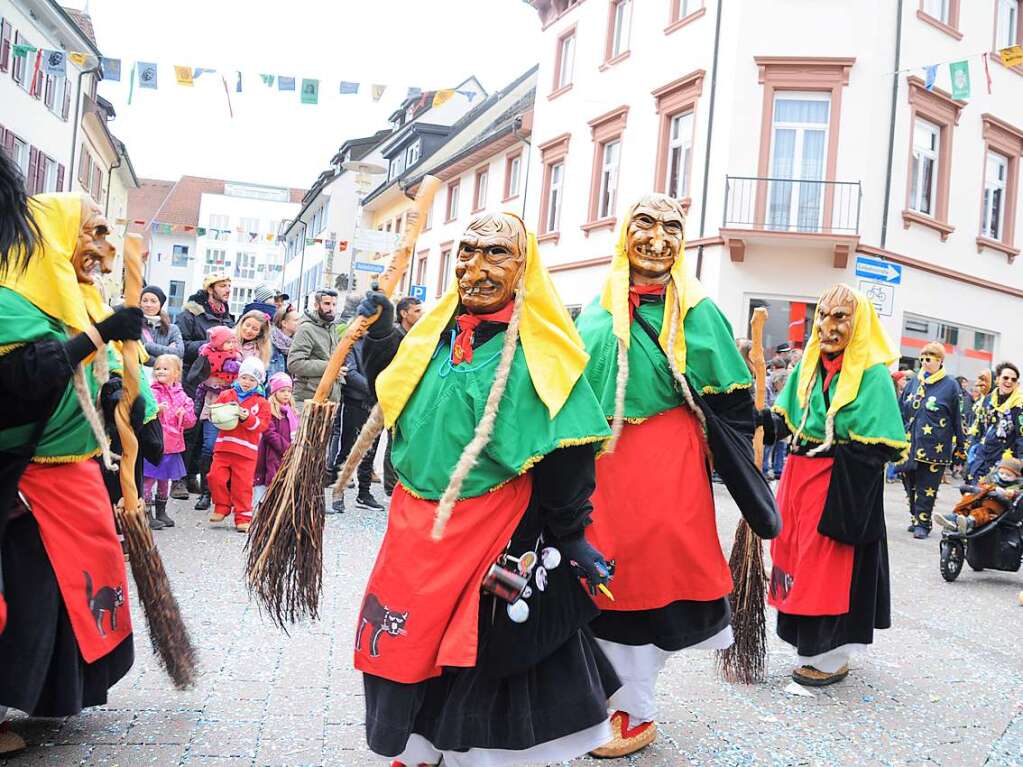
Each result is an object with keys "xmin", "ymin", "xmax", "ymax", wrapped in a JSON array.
[{"xmin": 966, "ymin": 390, "xmax": 1023, "ymax": 483}]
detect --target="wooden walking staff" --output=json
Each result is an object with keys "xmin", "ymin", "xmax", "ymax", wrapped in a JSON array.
[
  {"xmin": 246, "ymin": 175, "xmax": 443, "ymax": 629},
  {"xmin": 716, "ymin": 307, "xmax": 770, "ymax": 684},
  {"xmin": 114, "ymin": 234, "xmax": 198, "ymax": 689}
]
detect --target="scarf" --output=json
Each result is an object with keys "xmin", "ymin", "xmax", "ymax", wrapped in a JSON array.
[
  {"xmin": 452, "ymin": 303, "xmax": 515, "ymax": 365},
  {"xmin": 232, "ymin": 382, "xmax": 263, "ymax": 402},
  {"xmin": 922, "ymin": 368, "xmax": 947, "ymax": 385},
  {"xmin": 207, "ymin": 296, "xmax": 227, "ymax": 317},
  {"xmin": 271, "ymin": 325, "xmax": 293, "ymax": 354},
  {"xmin": 821, "ymin": 352, "xmax": 844, "ymax": 392},
  {"xmin": 627, "ymin": 283, "xmax": 667, "ymax": 323}
]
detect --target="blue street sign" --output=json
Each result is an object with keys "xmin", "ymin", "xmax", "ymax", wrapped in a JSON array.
[
  {"xmin": 854, "ymin": 255, "xmax": 902, "ymax": 285},
  {"xmin": 409, "ymin": 284, "xmax": 427, "ymax": 302},
  {"xmin": 354, "ymin": 261, "xmax": 385, "ymax": 274}
]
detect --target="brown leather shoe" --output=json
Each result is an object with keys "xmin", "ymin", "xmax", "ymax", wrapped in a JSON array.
[
  {"xmin": 792, "ymin": 664, "xmax": 849, "ymax": 687},
  {"xmin": 0, "ymin": 721, "xmax": 26, "ymax": 755},
  {"xmin": 590, "ymin": 710, "xmax": 657, "ymax": 758}
]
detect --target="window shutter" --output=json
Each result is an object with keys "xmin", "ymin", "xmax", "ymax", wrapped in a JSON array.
[
  {"xmin": 2, "ymin": 128, "xmax": 14, "ymax": 155},
  {"xmin": 62, "ymin": 77, "xmax": 71, "ymax": 120},
  {"xmin": 26, "ymin": 146, "xmax": 38, "ymax": 194},
  {"xmin": 0, "ymin": 20, "xmax": 11, "ymax": 73},
  {"xmin": 56, "ymin": 163, "xmax": 64, "ymax": 193}
]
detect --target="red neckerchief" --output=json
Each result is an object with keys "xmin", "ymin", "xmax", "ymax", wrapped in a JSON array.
[
  {"xmin": 628, "ymin": 283, "xmax": 667, "ymax": 322},
  {"xmin": 452, "ymin": 303, "xmax": 515, "ymax": 365},
  {"xmin": 821, "ymin": 352, "xmax": 845, "ymax": 392}
]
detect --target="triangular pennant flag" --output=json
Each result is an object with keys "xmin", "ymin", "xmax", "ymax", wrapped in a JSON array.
[
  {"xmin": 371, "ymin": 83, "xmax": 386, "ymax": 101},
  {"xmin": 278, "ymin": 76, "xmax": 296, "ymax": 91},
  {"xmin": 137, "ymin": 61, "xmax": 158, "ymax": 89},
  {"xmin": 432, "ymin": 89, "xmax": 455, "ymax": 108},
  {"xmin": 196, "ymin": 227, "xmax": 207, "ymax": 236},
  {"xmin": 174, "ymin": 66, "xmax": 194, "ymax": 86},
  {"xmin": 12, "ymin": 43, "xmax": 37, "ymax": 58},
  {"xmin": 43, "ymin": 50, "xmax": 66, "ymax": 78},
  {"xmin": 260, "ymin": 74, "xmax": 275, "ymax": 87},
  {"xmin": 68, "ymin": 52, "xmax": 88, "ymax": 68},
  {"xmin": 236, "ymin": 71, "xmax": 242, "ymax": 93},
  {"xmin": 923, "ymin": 65, "xmax": 937, "ymax": 91},
  {"xmin": 949, "ymin": 59, "xmax": 970, "ymax": 99},
  {"xmin": 301, "ymin": 78, "xmax": 319, "ymax": 105},
  {"xmin": 340, "ymin": 81, "xmax": 359, "ymax": 94}
]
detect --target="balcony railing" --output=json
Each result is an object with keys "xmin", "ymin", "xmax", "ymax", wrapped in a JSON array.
[{"xmin": 723, "ymin": 176, "xmax": 861, "ymax": 236}]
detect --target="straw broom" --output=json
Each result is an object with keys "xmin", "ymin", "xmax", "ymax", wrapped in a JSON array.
[
  {"xmin": 246, "ymin": 175, "xmax": 442, "ymax": 628},
  {"xmin": 716, "ymin": 306, "xmax": 770, "ymax": 684},
  {"xmin": 114, "ymin": 234, "xmax": 198, "ymax": 690}
]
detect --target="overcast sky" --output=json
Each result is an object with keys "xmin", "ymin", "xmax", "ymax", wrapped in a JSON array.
[{"xmin": 67, "ymin": 0, "xmax": 541, "ymax": 189}]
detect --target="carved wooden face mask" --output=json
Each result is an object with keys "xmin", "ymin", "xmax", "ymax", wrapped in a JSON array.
[
  {"xmin": 815, "ymin": 285, "xmax": 857, "ymax": 355},
  {"xmin": 73, "ymin": 198, "xmax": 115, "ymax": 284},
  {"xmin": 455, "ymin": 214, "xmax": 526, "ymax": 314},
  {"xmin": 626, "ymin": 194, "xmax": 686, "ymax": 283}
]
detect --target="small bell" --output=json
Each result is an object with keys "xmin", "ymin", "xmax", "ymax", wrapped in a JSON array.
[{"xmin": 507, "ymin": 599, "xmax": 530, "ymax": 623}]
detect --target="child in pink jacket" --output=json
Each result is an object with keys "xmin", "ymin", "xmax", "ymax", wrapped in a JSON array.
[{"xmin": 143, "ymin": 354, "xmax": 196, "ymax": 529}]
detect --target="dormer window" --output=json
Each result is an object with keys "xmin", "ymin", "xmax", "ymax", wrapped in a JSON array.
[{"xmin": 406, "ymin": 141, "xmax": 422, "ymax": 168}]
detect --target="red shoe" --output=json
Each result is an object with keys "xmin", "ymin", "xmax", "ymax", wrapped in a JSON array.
[{"xmin": 589, "ymin": 710, "xmax": 657, "ymax": 758}]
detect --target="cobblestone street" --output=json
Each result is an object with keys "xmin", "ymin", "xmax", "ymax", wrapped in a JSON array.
[{"xmin": 3, "ymin": 479, "xmax": 1022, "ymax": 767}]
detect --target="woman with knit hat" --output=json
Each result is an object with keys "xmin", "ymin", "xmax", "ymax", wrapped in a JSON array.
[
  {"xmin": 139, "ymin": 285, "xmax": 184, "ymax": 364},
  {"xmin": 769, "ymin": 284, "xmax": 908, "ymax": 687}
]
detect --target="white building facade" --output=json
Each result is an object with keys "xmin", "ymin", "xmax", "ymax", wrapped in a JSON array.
[{"xmin": 523, "ymin": 0, "xmax": 1023, "ymax": 376}]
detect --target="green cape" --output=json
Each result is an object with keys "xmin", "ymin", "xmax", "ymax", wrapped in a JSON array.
[
  {"xmin": 0, "ymin": 287, "xmax": 157, "ymax": 462},
  {"xmin": 391, "ymin": 329, "xmax": 611, "ymax": 500},
  {"xmin": 773, "ymin": 358, "xmax": 909, "ymax": 452},
  {"xmin": 576, "ymin": 295, "xmax": 752, "ymax": 421}
]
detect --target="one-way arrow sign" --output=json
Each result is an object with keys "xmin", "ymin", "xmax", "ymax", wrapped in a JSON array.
[{"xmin": 854, "ymin": 255, "xmax": 902, "ymax": 285}]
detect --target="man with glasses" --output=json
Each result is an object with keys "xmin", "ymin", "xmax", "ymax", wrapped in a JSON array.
[
  {"xmin": 898, "ymin": 343, "xmax": 964, "ymax": 539},
  {"xmin": 966, "ymin": 362, "xmax": 1023, "ymax": 484}
]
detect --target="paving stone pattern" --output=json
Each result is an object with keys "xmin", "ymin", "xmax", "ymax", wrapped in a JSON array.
[{"xmin": 3, "ymin": 480, "xmax": 1022, "ymax": 766}]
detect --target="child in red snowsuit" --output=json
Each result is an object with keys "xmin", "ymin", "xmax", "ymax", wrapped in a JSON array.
[{"xmin": 208, "ymin": 356, "xmax": 269, "ymax": 532}]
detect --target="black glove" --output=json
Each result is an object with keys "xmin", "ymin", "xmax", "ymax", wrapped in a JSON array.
[
  {"xmin": 357, "ymin": 289, "xmax": 394, "ymax": 334},
  {"xmin": 96, "ymin": 307, "xmax": 144, "ymax": 343},
  {"xmin": 100, "ymin": 376, "xmax": 146, "ymax": 433},
  {"xmin": 756, "ymin": 408, "xmax": 777, "ymax": 445},
  {"xmin": 559, "ymin": 534, "xmax": 611, "ymax": 596}
]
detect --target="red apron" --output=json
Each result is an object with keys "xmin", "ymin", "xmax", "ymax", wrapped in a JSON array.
[
  {"xmin": 767, "ymin": 454, "xmax": 854, "ymax": 616},
  {"xmin": 19, "ymin": 461, "xmax": 132, "ymax": 662},
  {"xmin": 354, "ymin": 474, "xmax": 532, "ymax": 684},
  {"xmin": 588, "ymin": 407, "xmax": 732, "ymax": 611}
]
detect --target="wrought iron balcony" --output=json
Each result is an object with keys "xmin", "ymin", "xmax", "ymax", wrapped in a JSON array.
[{"xmin": 723, "ymin": 176, "xmax": 861, "ymax": 235}]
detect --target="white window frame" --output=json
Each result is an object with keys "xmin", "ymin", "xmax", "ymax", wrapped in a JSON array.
[
  {"xmin": 203, "ymin": 248, "xmax": 227, "ymax": 275},
  {"xmin": 507, "ymin": 155, "xmax": 521, "ymax": 198},
  {"xmin": 910, "ymin": 118, "xmax": 941, "ymax": 216},
  {"xmin": 558, "ymin": 33, "xmax": 575, "ymax": 88},
  {"xmin": 447, "ymin": 183, "xmax": 460, "ymax": 220},
  {"xmin": 597, "ymin": 140, "xmax": 621, "ymax": 219},
  {"xmin": 922, "ymin": 0, "xmax": 950, "ymax": 23},
  {"xmin": 42, "ymin": 156, "xmax": 57, "ymax": 192},
  {"xmin": 767, "ymin": 91, "xmax": 831, "ymax": 231},
  {"xmin": 998, "ymin": 0, "xmax": 1020, "ymax": 49},
  {"xmin": 982, "ymin": 150, "xmax": 1009, "ymax": 241},
  {"xmin": 475, "ymin": 168, "xmax": 488, "ymax": 210},
  {"xmin": 547, "ymin": 162, "xmax": 565, "ymax": 232},
  {"xmin": 172, "ymin": 244, "xmax": 190, "ymax": 268},
  {"xmin": 11, "ymin": 137, "xmax": 28, "ymax": 177},
  {"xmin": 406, "ymin": 140, "xmax": 421, "ymax": 167},
  {"xmin": 235, "ymin": 251, "xmax": 257, "ymax": 280},
  {"xmin": 667, "ymin": 112, "xmax": 694, "ymax": 199},
  {"xmin": 208, "ymin": 214, "xmax": 230, "ymax": 230},
  {"xmin": 611, "ymin": 0, "xmax": 632, "ymax": 58}
]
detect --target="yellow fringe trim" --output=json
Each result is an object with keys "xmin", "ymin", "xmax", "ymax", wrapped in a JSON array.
[
  {"xmin": 0, "ymin": 342, "xmax": 26, "ymax": 357},
  {"xmin": 31, "ymin": 447, "xmax": 102, "ymax": 464},
  {"xmin": 701, "ymin": 381, "xmax": 752, "ymax": 395},
  {"xmin": 772, "ymin": 405, "xmax": 824, "ymax": 443}
]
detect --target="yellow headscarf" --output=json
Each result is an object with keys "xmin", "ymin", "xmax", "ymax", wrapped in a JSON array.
[
  {"xmin": 797, "ymin": 285, "xmax": 897, "ymax": 416},
  {"xmin": 599, "ymin": 202, "xmax": 706, "ymax": 373},
  {"xmin": 376, "ymin": 214, "xmax": 589, "ymax": 429}
]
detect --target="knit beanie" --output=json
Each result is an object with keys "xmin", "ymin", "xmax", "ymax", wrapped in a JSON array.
[
  {"xmin": 142, "ymin": 285, "xmax": 167, "ymax": 308},
  {"xmin": 269, "ymin": 372, "xmax": 293, "ymax": 395},
  {"xmin": 207, "ymin": 326, "xmax": 234, "ymax": 348},
  {"xmin": 998, "ymin": 457, "xmax": 1023, "ymax": 480},
  {"xmin": 238, "ymin": 356, "xmax": 266, "ymax": 383},
  {"xmin": 253, "ymin": 284, "xmax": 276, "ymax": 303}
]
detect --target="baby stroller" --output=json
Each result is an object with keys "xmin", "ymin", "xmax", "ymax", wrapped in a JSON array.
[{"xmin": 938, "ymin": 494, "xmax": 1023, "ymax": 582}]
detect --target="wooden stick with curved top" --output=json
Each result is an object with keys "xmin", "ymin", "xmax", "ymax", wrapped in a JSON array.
[{"xmin": 750, "ymin": 307, "xmax": 768, "ymax": 465}]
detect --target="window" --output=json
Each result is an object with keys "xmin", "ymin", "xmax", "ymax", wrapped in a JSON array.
[
  {"xmin": 239, "ymin": 216, "xmax": 260, "ymax": 241},
  {"xmin": 0, "ymin": 20, "xmax": 11, "ymax": 73},
  {"xmin": 585, "ymin": 106, "xmax": 628, "ymax": 230},
  {"xmin": 235, "ymin": 252, "xmax": 257, "ymax": 280},
  {"xmin": 666, "ymin": 112, "xmax": 694, "ymax": 199},
  {"xmin": 406, "ymin": 141, "xmax": 421, "ymax": 167},
  {"xmin": 437, "ymin": 245, "xmax": 452, "ymax": 298},
  {"xmin": 902, "ymin": 76, "xmax": 963, "ymax": 239},
  {"xmin": 203, "ymin": 248, "xmax": 227, "ymax": 275},
  {"xmin": 553, "ymin": 28, "xmax": 576, "ymax": 93},
  {"xmin": 998, "ymin": 0, "xmax": 1020, "ymax": 49},
  {"xmin": 767, "ymin": 93, "xmax": 831, "ymax": 231},
  {"xmin": 504, "ymin": 152, "xmax": 522, "ymax": 200},
  {"xmin": 416, "ymin": 250, "xmax": 429, "ymax": 285},
  {"xmin": 230, "ymin": 287, "xmax": 254, "ymax": 318},
  {"xmin": 982, "ymin": 151, "xmax": 1008, "ymax": 240},
  {"xmin": 538, "ymin": 133, "xmax": 570, "ymax": 239},
  {"xmin": 607, "ymin": 0, "xmax": 633, "ymax": 60},
  {"xmin": 172, "ymin": 244, "xmax": 190, "ymax": 267},
  {"xmin": 473, "ymin": 168, "xmax": 488, "ymax": 211},
  {"xmin": 445, "ymin": 181, "xmax": 460, "ymax": 222},
  {"xmin": 167, "ymin": 280, "xmax": 185, "ymax": 316},
  {"xmin": 208, "ymin": 214, "xmax": 230, "ymax": 231},
  {"xmin": 10, "ymin": 136, "xmax": 28, "ymax": 178},
  {"xmin": 11, "ymin": 31, "xmax": 25, "ymax": 85},
  {"xmin": 978, "ymin": 113, "xmax": 1023, "ymax": 258},
  {"xmin": 922, "ymin": 0, "xmax": 950, "ymax": 23}
]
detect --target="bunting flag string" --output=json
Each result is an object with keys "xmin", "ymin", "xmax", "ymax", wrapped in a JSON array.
[{"xmin": 129, "ymin": 218, "xmax": 351, "ymax": 251}]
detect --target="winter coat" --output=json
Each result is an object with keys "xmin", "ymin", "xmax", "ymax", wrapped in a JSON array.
[
  {"xmin": 212, "ymin": 388, "xmax": 270, "ymax": 460},
  {"xmin": 343, "ymin": 339, "xmax": 372, "ymax": 405},
  {"xmin": 288, "ymin": 309, "xmax": 342, "ymax": 403},
  {"xmin": 142, "ymin": 320, "xmax": 184, "ymax": 364},
  {"xmin": 242, "ymin": 300, "xmax": 277, "ymax": 319},
  {"xmin": 254, "ymin": 409, "xmax": 297, "ymax": 486},
  {"xmin": 150, "ymin": 380, "xmax": 197, "ymax": 454},
  {"xmin": 175, "ymin": 291, "xmax": 236, "ymax": 373}
]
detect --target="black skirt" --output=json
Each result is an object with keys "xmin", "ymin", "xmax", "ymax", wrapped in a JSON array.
[
  {"xmin": 591, "ymin": 597, "xmax": 731, "ymax": 651},
  {"xmin": 0, "ymin": 514, "xmax": 134, "ymax": 717},
  {"xmin": 364, "ymin": 626, "xmax": 619, "ymax": 757}
]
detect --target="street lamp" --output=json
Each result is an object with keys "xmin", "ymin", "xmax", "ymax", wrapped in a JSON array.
[{"xmin": 341, "ymin": 160, "xmax": 386, "ymax": 297}]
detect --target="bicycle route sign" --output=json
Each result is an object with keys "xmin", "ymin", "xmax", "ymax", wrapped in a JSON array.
[{"xmin": 858, "ymin": 279, "xmax": 895, "ymax": 317}]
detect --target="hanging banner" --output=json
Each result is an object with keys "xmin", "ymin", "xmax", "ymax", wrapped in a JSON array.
[
  {"xmin": 923, "ymin": 65, "xmax": 937, "ymax": 91},
  {"xmin": 260, "ymin": 73, "xmax": 275, "ymax": 87},
  {"xmin": 101, "ymin": 57, "xmax": 121, "ymax": 81},
  {"xmin": 949, "ymin": 60, "xmax": 970, "ymax": 99},
  {"xmin": 235, "ymin": 71, "xmax": 243, "ymax": 93},
  {"xmin": 68, "ymin": 52, "xmax": 88, "ymax": 67},
  {"xmin": 174, "ymin": 66, "xmax": 194, "ymax": 86},
  {"xmin": 193, "ymin": 67, "xmax": 216, "ymax": 79},
  {"xmin": 1000, "ymin": 45, "xmax": 1023, "ymax": 68},
  {"xmin": 43, "ymin": 50, "xmax": 66, "ymax": 78},
  {"xmin": 11, "ymin": 43, "xmax": 37, "ymax": 58},
  {"xmin": 137, "ymin": 61, "xmax": 158, "ymax": 89},
  {"xmin": 340, "ymin": 81, "xmax": 359, "ymax": 94},
  {"xmin": 278, "ymin": 76, "xmax": 296, "ymax": 91},
  {"xmin": 301, "ymin": 78, "xmax": 319, "ymax": 104},
  {"xmin": 406, "ymin": 86, "xmax": 421, "ymax": 100}
]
